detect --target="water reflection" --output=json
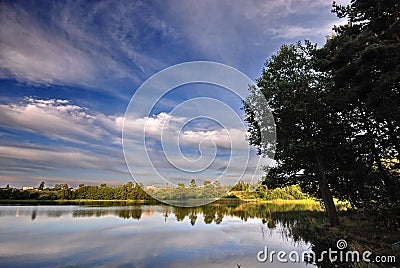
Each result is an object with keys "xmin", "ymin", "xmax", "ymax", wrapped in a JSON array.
[
  {"xmin": 1, "ymin": 202, "xmax": 322, "ymax": 224},
  {"xmin": 0, "ymin": 203, "xmax": 325, "ymax": 268}
]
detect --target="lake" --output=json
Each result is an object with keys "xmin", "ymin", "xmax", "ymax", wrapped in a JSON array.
[{"xmin": 0, "ymin": 203, "xmax": 321, "ymax": 267}]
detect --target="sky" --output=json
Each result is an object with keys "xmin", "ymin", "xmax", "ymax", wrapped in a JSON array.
[{"xmin": 0, "ymin": 0, "xmax": 348, "ymax": 188}]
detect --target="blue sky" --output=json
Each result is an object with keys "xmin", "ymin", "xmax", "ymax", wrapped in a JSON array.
[{"xmin": 0, "ymin": 0, "xmax": 347, "ymax": 187}]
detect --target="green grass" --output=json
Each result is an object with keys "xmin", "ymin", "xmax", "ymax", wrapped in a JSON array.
[{"xmin": 0, "ymin": 194, "xmax": 351, "ymax": 209}]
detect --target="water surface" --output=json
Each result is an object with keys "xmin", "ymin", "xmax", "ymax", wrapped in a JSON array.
[{"xmin": 0, "ymin": 204, "xmax": 319, "ymax": 267}]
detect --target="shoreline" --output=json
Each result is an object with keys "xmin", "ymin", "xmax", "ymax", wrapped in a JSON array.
[{"xmin": 0, "ymin": 198, "xmax": 317, "ymax": 206}]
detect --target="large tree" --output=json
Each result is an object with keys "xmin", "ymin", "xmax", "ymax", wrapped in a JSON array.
[
  {"xmin": 316, "ymin": 0, "xmax": 400, "ymax": 212},
  {"xmin": 245, "ymin": 41, "xmax": 342, "ymax": 226},
  {"xmin": 246, "ymin": 0, "xmax": 400, "ymax": 226}
]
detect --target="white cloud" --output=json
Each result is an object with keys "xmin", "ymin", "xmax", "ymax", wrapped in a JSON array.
[
  {"xmin": 0, "ymin": 96, "xmax": 268, "ymax": 185},
  {"xmin": 0, "ymin": 144, "xmax": 122, "ymax": 170},
  {"xmin": 122, "ymin": 111, "xmax": 266, "ymax": 186},
  {"xmin": 159, "ymin": 0, "xmax": 347, "ymax": 69},
  {"xmin": 0, "ymin": 4, "xmax": 95, "ymax": 86},
  {"xmin": 0, "ymin": 98, "xmax": 120, "ymax": 144},
  {"xmin": 125, "ymin": 112, "xmax": 186, "ymax": 137},
  {"xmin": 0, "ymin": 0, "xmax": 349, "ymax": 90},
  {"xmin": 180, "ymin": 128, "xmax": 247, "ymax": 149},
  {"xmin": 123, "ymin": 112, "xmax": 248, "ymax": 150},
  {"xmin": 265, "ymin": 21, "xmax": 342, "ymax": 40},
  {"xmin": 242, "ymin": 0, "xmax": 332, "ymax": 20},
  {"xmin": 0, "ymin": 1, "xmax": 165, "ymax": 90},
  {"xmin": 0, "ymin": 97, "xmax": 130, "ymax": 180}
]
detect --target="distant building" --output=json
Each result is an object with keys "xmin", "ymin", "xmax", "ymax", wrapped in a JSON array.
[
  {"xmin": 145, "ymin": 184, "xmax": 157, "ymax": 190},
  {"xmin": 22, "ymin": 186, "xmax": 34, "ymax": 190}
]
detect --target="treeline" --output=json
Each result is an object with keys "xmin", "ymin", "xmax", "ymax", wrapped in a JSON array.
[
  {"xmin": 0, "ymin": 181, "xmax": 309, "ymax": 202},
  {"xmin": 147, "ymin": 184, "xmax": 232, "ymax": 205},
  {"xmin": 0, "ymin": 182, "xmax": 153, "ymax": 201},
  {"xmin": 231, "ymin": 183, "xmax": 308, "ymax": 200}
]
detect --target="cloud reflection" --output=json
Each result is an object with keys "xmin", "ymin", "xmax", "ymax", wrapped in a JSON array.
[{"xmin": 0, "ymin": 204, "xmax": 317, "ymax": 267}]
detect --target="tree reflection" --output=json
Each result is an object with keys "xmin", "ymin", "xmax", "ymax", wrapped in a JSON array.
[
  {"xmin": 31, "ymin": 210, "xmax": 37, "ymax": 221},
  {"xmin": 4, "ymin": 202, "xmax": 394, "ymax": 267},
  {"xmin": 28, "ymin": 202, "xmax": 323, "ymax": 227},
  {"xmin": 189, "ymin": 213, "xmax": 197, "ymax": 226},
  {"xmin": 117, "ymin": 208, "xmax": 142, "ymax": 220}
]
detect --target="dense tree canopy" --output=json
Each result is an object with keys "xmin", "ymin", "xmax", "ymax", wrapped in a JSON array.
[
  {"xmin": 245, "ymin": 0, "xmax": 400, "ymax": 225},
  {"xmin": 245, "ymin": 40, "xmax": 341, "ymax": 225},
  {"xmin": 316, "ymin": 0, "xmax": 400, "ymax": 211}
]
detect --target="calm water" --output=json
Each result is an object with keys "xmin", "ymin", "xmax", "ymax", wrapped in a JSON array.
[{"xmin": 0, "ymin": 204, "xmax": 319, "ymax": 268}]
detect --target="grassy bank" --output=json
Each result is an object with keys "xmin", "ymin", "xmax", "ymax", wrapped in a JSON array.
[
  {"xmin": 0, "ymin": 197, "xmax": 347, "ymax": 207},
  {"xmin": 241, "ymin": 198, "xmax": 317, "ymax": 204},
  {"xmin": 290, "ymin": 209, "xmax": 400, "ymax": 267},
  {"xmin": 238, "ymin": 197, "xmax": 350, "ymax": 209}
]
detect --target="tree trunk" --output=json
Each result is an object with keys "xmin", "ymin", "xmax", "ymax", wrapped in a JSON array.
[
  {"xmin": 315, "ymin": 152, "xmax": 339, "ymax": 226},
  {"xmin": 387, "ymin": 121, "xmax": 400, "ymax": 158}
]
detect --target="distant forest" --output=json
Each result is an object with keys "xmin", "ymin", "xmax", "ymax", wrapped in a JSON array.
[{"xmin": 0, "ymin": 181, "xmax": 308, "ymax": 201}]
